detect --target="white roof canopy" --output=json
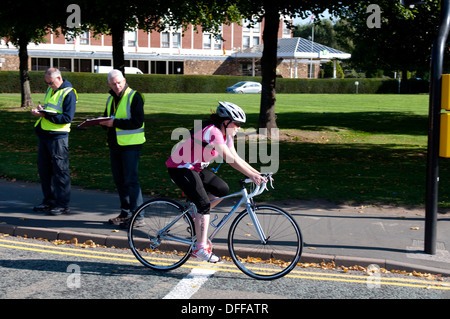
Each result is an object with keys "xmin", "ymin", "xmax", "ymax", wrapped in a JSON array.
[{"xmin": 232, "ymin": 37, "xmax": 351, "ymax": 60}]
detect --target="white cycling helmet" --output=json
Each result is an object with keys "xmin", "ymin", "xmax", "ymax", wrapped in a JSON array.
[{"xmin": 217, "ymin": 101, "xmax": 246, "ymax": 123}]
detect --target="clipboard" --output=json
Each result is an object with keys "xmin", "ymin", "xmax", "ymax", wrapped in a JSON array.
[
  {"xmin": 38, "ymin": 109, "xmax": 58, "ymax": 115},
  {"xmin": 78, "ymin": 117, "xmax": 112, "ymax": 128}
]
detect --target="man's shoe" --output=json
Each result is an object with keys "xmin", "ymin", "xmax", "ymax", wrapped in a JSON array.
[
  {"xmin": 48, "ymin": 207, "xmax": 70, "ymax": 216},
  {"xmin": 33, "ymin": 203, "xmax": 52, "ymax": 212},
  {"xmin": 108, "ymin": 215, "xmax": 129, "ymax": 225},
  {"xmin": 191, "ymin": 246, "xmax": 220, "ymax": 263}
]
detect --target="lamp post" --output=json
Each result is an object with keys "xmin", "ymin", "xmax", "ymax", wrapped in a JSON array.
[{"xmin": 422, "ymin": 0, "xmax": 450, "ymax": 254}]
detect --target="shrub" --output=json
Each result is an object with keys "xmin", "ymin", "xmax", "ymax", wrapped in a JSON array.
[{"xmin": 0, "ymin": 71, "xmax": 428, "ymax": 94}]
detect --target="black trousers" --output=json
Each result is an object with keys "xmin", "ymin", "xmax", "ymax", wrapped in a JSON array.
[
  {"xmin": 168, "ymin": 167, "xmax": 229, "ymax": 215},
  {"xmin": 37, "ymin": 136, "xmax": 71, "ymax": 208},
  {"xmin": 109, "ymin": 148, "xmax": 143, "ymax": 216}
]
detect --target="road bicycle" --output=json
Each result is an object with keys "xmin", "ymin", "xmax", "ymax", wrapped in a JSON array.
[{"xmin": 127, "ymin": 173, "xmax": 303, "ymax": 280}]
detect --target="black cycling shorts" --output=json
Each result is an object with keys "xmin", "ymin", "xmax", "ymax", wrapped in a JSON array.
[{"xmin": 168, "ymin": 167, "xmax": 229, "ymax": 215}]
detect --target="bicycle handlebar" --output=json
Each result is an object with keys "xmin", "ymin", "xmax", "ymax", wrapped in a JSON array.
[{"xmin": 241, "ymin": 173, "xmax": 274, "ymax": 198}]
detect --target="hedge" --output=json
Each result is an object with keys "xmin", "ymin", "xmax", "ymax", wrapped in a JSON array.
[{"xmin": 0, "ymin": 71, "xmax": 429, "ymax": 94}]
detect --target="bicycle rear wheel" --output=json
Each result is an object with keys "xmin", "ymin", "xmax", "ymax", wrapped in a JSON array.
[
  {"xmin": 228, "ymin": 204, "xmax": 303, "ymax": 280},
  {"xmin": 128, "ymin": 198, "xmax": 195, "ymax": 271}
]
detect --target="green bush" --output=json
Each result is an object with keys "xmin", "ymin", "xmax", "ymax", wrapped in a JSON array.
[
  {"xmin": 322, "ymin": 61, "xmax": 344, "ymax": 79},
  {"xmin": 0, "ymin": 71, "xmax": 428, "ymax": 94}
]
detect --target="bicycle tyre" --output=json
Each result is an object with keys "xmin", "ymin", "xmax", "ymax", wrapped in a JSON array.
[
  {"xmin": 228, "ymin": 204, "xmax": 303, "ymax": 280},
  {"xmin": 128, "ymin": 198, "xmax": 195, "ymax": 271}
]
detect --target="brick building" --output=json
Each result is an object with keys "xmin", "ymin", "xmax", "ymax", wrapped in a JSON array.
[{"xmin": 0, "ymin": 18, "xmax": 349, "ymax": 78}]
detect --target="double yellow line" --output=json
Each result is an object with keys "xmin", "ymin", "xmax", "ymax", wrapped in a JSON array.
[{"xmin": 1, "ymin": 237, "xmax": 449, "ymax": 290}]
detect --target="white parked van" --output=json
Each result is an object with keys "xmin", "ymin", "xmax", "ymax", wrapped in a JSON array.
[{"xmin": 94, "ymin": 66, "xmax": 143, "ymax": 74}]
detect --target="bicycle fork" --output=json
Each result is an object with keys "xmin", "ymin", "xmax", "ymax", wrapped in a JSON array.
[{"xmin": 245, "ymin": 202, "xmax": 268, "ymax": 245}]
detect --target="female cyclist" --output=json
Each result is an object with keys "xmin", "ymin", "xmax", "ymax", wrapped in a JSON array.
[{"xmin": 166, "ymin": 101, "xmax": 266, "ymax": 262}]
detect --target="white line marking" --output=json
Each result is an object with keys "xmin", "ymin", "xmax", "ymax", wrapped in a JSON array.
[{"xmin": 163, "ymin": 266, "xmax": 217, "ymax": 299}]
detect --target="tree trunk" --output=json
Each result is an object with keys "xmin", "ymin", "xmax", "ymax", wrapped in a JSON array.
[
  {"xmin": 111, "ymin": 23, "xmax": 126, "ymax": 77},
  {"xmin": 400, "ymin": 68, "xmax": 408, "ymax": 94},
  {"xmin": 18, "ymin": 36, "xmax": 33, "ymax": 108},
  {"xmin": 258, "ymin": 2, "xmax": 280, "ymax": 134}
]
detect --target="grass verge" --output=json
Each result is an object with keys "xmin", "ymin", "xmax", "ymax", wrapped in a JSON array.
[{"xmin": 1, "ymin": 93, "xmax": 448, "ymax": 208}]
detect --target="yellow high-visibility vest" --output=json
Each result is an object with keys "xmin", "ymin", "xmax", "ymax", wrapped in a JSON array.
[
  {"xmin": 35, "ymin": 86, "xmax": 77, "ymax": 132},
  {"xmin": 106, "ymin": 87, "xmax": 145, "ymax": 146}
]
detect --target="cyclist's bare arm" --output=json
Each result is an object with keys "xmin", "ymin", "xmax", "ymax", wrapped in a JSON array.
[
  {"xmin": 228, "ymin": 143, "xmax": 261, "ymax": 176},
  {"xmin": 215, "ymin": 144, "xmax": 266, "ymax": 185}
]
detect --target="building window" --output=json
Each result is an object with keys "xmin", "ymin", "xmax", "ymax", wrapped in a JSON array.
[
  {"xmin": 79, "ymin": 31, "xmax": 90, "ymax": 45},
  {"xmin": 150, "ymin": 61, "xmax": 168, "ymax": 74},
  {"xmin": 172, "ymin": 33, "xmax": 181, "ymax": 48},
  {"xmin": 169, "ymin": 61, "xmax": 184, "ymax": 74},
  {"xmin": 65, "ymin": 31, "xmax": 76, "ymax": 44},
  {"xmin": 133, "ymin": 60, "xmax": 149, "ymax": 74},
  {"xmin": 94, "ymin": 59, "xmax": 112, "ymax": 67},
  {"xmin": 162, "ymin": 32, "xmax": 170, "ymax": 48},
  {"xmin": 214, "ymin": 37, "xmax": 222, "ymax": 50},
  {"xmin": 156, "ymin": 61, "xmax": 167, "ymax": 74},
  {"xmin": 283, "ymin": 21, "xmax": 292, "ymax": 37},
  {"xmin": 243, "ymin": 36, "xmax": 250, "ymax": 50},
  {"xmin": 253, "ymin": 36, "xmax": 260, "ymax": 46},
  {"xmin": 253, "ymin": 22, "xmax": 261, "ymax": 33},
  {"xmin": 31, "ymin": 58, "xmax": 50, "ymax": 71},
  {"xmin": 243, "ymin": 20, "xmax": 251, "ymax": 33},
  {"xmin": 308, "ymin": 64, "xmax": 316, "ymax": 78},
  {"xmin": 53, "ymin": 58, "xmax": 72, "ymax": 72},
  {"xmin": 204, "ymin": 26, "xmax": 222, "ymax": 50},
  {"xmin": 127, "ymin": 31, "xmax": 137, "ymax": 47},
  {"xmin": 74, "ymin": 59, "xmax": 92, "ymax": 72},
  {"xmin": 203, "ymin": 34, "xmax": 212, "ymax": 49},
  {"xmin": 243, "ymin": 19, "xmax": 260, "ymax": 33}
]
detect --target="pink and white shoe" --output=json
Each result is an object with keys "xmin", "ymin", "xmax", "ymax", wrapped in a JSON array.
[{"xmin": 191, "ymin": 246, "xmax": 220, "ymax": 263}]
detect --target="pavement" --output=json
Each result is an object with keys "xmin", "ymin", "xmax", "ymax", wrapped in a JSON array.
[{"xmin": 1, "ymin": 178, "xmax": 450, "ymax": 276}]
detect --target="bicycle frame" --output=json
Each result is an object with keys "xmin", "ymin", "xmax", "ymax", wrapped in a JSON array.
[
  {"xmin": 196, "ymin": 179, "xmax": 269, "ymax": 245},
  {"xmin": 152, "ymin": 177, "xmax": 272, "ymax": 250}
]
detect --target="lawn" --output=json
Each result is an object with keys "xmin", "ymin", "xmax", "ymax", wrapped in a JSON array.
[{"xmin": 1, "ymin": 92, "xmax": 449, "ymax": 208}]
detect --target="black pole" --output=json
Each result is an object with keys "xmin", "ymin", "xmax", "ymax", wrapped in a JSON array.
[{"xmin": 425, "ymin": 0, "xmax": 450, "ymax": 255}]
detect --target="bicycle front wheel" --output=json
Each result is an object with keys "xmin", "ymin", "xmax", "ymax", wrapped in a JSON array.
[
  {"xmin": 228, "ymin": 204, "xmax": 303, "ymax": 280},
  {"xmin": 128, "ymin": 198, "xmax": 195, "ymax": 271}
]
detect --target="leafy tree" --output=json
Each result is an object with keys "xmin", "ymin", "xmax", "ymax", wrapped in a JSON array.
[
  {"xmin": 337, "ymin": 0, "xmax": 441, "ymax": 80},
  {"xmin": 294, "ymin": 19, "xmax": 354, "ymax": 54},
  {"xmin": 233, "ymin": 1, "xmax": 357, "ymax": 132},
  {"xmin": 0, "ymin": 1, "xmax": 69, "ymax": 107}
]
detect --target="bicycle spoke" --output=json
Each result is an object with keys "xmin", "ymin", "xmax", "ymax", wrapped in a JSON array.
[
  {"xmin": 128, "ymin": 199, "xmax": 195, "ymax": 271},
  {"xmin": 228, "ymin": 205, "xmax": 303, "ymax": 280}
]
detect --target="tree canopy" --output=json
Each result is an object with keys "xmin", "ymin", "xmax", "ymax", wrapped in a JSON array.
[{"xmin": 337, "ymin": 0, "xmax": 441, "ymax": 78}]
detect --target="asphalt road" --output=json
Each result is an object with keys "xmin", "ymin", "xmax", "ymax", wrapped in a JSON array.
[{"xmin": 1, "ymin": 235, "xmax": 449, "ymax": 305}]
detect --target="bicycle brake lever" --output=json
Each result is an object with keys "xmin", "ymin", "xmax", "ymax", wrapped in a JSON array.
[{"xmin": 263, "ymin": 173, "xmax": 274, "ymax": 189}]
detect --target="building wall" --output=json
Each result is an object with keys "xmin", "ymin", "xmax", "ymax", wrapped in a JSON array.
[
  {"xmin": 0, "ymin": 52, "xmax": 319, "ymax": 79},
  {"xmin": 0, "ymin": 18, "xmax": 322, "ymax": 78},
  {"xmin": 0, "ymin": 54, "xmax": 22, "ymax": 71}
]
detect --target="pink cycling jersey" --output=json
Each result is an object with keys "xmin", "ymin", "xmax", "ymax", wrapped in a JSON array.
[{"xmin": 166, "ymin": 124, "xmax": 233, "ymax": 172}]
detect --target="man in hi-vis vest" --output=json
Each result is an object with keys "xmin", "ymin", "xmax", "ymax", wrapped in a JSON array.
[
  {"xmin": 99, "ymin": 69, "xmax": 145, "ymax": 228},
  {"xmin": 31, "ymin": 68, "xmax": 77, "ymax": 215}
]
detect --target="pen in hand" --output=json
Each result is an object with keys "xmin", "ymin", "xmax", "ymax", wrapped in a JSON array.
[{"xmin": 31, "ymin": 101, "xmax": 44, "ymax": 117}]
